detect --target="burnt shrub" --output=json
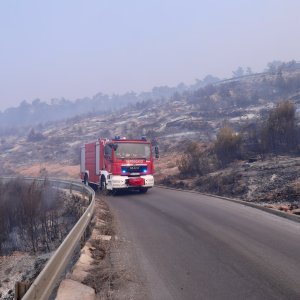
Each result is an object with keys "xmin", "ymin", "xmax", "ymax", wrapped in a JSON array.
[
  {"xmin": 27, "ymin": 128, "xmax": 46, "ymax": 142},
  {"xmin": 177, "ymin": 142, "xmax": 210, "ymax": 177},
  {"xmin": 0, "ymin": 178, "xmax": 82, "ymax": 255},
  {"xmin": 260, "ymin": 100, "xmax": 298, "ymax": 154},
  {"xmin": 195, "ymin": 171, "xmax": 247, "ymax": 197},
  {"xmin": 213, "ymin": 126, "xmax": 242, "ymax": 167}
]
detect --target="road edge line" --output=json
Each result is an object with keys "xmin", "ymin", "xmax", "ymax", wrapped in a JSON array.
[{"xmin": 155, "ymin": 185, "xmax": 300, "ymax": 224}]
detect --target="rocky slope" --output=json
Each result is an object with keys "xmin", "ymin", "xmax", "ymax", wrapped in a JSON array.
[
  {"xmin": 160, "ymin": 155, "xmax": 300, "ymax": 211},
  {"xmin": 0, "ymin": 68, "xmax": 299, "ymax": 206}
]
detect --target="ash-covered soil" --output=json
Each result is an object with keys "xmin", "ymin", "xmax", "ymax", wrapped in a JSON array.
[
  {"xmin": 159, "ymin": 155, "xmax": 300, "ymax": 215},
  {"xmin": 0, "ymin": 189, "xmax": 88, "ymax": 300},
  {"xmin": 0, "ymin": 252, "xmax": 51, "ymax": 300}
]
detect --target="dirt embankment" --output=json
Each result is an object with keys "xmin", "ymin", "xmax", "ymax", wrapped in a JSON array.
[
  {"xmin": 56, "ymin": 193, "xmax": 130, "ymax": 300},
  {"xmin": 0, "ymin": 252, "xmax": 51, "ymax": 300},
  {"xmin": 16, "ymin": 163, "xmax": 79, "ymax": 180},
  {"xmin": 0, "ymin": 186, "xmax": 88, "ymax": 300}
]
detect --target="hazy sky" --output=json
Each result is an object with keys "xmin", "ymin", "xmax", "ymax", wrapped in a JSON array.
[{"xmin": 0, "ymin": 0, "xmax": 299, "ymax": 111}]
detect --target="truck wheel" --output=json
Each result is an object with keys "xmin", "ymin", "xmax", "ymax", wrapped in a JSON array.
[
  {"xmin": 111, "ymin": 189, "xmax": 118, "ymax": 196},
  {"xmin": 101, "ymin": 178, "xmax": 108, "ymax": 195},
  {"xmin": 139, "ymin": 187, "xmax": 148, "ymax": 194},
  {"xmin": 83, "ymin": 173, "xmax": 89, "ymax": 186}
]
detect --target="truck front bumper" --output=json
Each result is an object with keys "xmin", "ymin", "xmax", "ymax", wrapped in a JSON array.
[{"xmin": 107, "ymin": 175, "xmax": 154, "ymax": 190}]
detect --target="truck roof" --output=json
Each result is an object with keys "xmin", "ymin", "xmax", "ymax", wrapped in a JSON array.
[
  {"xmin": 111, "ymin": 139, "xmax": 150, "ymax": 143},
  {"xmin": 83, "ymin": 138, "xmax": 150, "ymax": 146}
]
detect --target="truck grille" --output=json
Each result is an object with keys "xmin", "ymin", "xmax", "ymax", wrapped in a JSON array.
[{"xmin": 121, "ymin": 165, "xmax": 147, "ymax": 174}]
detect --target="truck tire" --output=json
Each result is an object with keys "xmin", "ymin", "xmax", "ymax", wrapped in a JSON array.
[
  {"xmin": 139, "ymin": 187, "xmax": 148, "ymax": 194},
  {"xmin": 101, "ymin": 178, "xmax": 108, "ymax": 195},
  {"xmin": 111, "ymin": 189, "xmax": 118, "ymax": 196},
  {"xmin": 83, "ymin": 173, "xmax": 89, "ymax": 186}
]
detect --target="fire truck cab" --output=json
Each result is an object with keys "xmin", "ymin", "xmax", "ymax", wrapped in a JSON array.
[{"xmin": 80, "ymin": 137, "xmax": 157, "ymax": 194}]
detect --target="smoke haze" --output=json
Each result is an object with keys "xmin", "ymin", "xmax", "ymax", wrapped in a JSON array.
[{"xmin": 0, "ymin": 0, "xmax": 299, "ymax": 111}]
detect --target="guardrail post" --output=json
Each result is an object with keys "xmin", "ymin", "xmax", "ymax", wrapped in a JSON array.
[
  {"xmin": 15, "ymin": 281, "xmax": 30, "ymax": 300},
  {"xmin": 82, "ymin": 186, "xmax": 85, "ymax": 201},
  {"xmin": 81, "ymin": 231, "xmax": 86, "ymax": 247}
]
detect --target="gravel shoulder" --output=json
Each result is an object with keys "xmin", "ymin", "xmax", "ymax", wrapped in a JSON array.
[{"xmin": 56, "ymin": 193, "xmax": 141, "ymax": 300}]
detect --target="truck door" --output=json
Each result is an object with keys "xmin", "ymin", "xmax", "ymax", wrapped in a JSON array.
[
  {"xmin": 80, "ymin": 146, "xmax": 85, "ymax": 173},
  {"xmin": 96, "ymin": 141, "xmax": 100, "ymax": 175}
]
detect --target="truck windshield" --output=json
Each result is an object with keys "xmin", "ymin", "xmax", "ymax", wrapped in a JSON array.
[{"xmin": 115, "ymin": 143, "xmax": 151, "ymax": 159}]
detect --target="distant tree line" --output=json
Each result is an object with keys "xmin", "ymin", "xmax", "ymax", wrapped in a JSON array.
[
  {"xmin": 1, "ymin": 60, "xmax": 298, "ymax": 129},
  {"xmin": 187, "ymin": 69, "xmax": 300, "ymax": 112},
  {"xmin": 265, "ymin": 60, "xmax": 300, "ymax": 74},
  {"xmin": 0, "ymin": 75, "xmax": 219, "ymax": 128},
  {"xmin": 232, "ymin": 60, "xmax": 299, "ymax": 77}
]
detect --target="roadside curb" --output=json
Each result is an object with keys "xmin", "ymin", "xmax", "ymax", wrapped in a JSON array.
[{"xmin": 155, "ymin": 185, "xmax": 300, "ymax": 224}]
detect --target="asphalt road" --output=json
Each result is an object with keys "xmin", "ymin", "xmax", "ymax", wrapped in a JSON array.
[{"xmin": 107, "ymin": 187, "xmax": 300, "ymax": 300}]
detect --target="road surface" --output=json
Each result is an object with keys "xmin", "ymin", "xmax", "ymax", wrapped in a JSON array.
[{"xmin": 107, "ymin": 187, "xmax": 300, "ymax": 300}]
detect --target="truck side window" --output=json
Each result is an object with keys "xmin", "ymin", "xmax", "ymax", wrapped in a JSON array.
[{"xmin": 104, "ymin": 144, "xmax": 112, "ymax": 158}]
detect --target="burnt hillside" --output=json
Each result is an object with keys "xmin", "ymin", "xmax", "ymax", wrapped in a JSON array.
[{"xmin": 0, "ymin": 66, "xmax": 299, "ymax": 179}]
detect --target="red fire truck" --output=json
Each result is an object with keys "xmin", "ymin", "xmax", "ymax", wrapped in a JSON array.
[{"xmin": 80, "ymin": 136, "xmax": 158, "ymax": 194}]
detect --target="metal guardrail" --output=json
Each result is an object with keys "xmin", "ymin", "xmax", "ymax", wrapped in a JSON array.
[{"xmin": 0, "ymin": 177, "xmax": 95, "ymax": 300}]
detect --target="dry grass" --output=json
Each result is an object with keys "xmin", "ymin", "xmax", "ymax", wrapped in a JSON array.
[
  {"xmin": 81, "ymin": 195, "xmax": 124, "ymax": 299},
  {"xmin": 155, "ymin": 152, "xmax": 180, "ymax": 181},
  {"xmin": 15, "ymin": 163, "xmax": 79, "ymax": 179}
]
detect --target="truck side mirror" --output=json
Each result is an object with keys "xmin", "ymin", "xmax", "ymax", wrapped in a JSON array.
[
  {"xmin": 154, "ymin": 146, "xmax": 159, "ymax": 159},
  {"xmin": 112, "ymin": 144, "xmax": 118, "ymax": 151}
]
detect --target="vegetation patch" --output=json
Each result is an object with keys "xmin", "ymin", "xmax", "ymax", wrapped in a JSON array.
[{"xmin": 0, "ymin": 177, "xmax": 84, "ymax": 255}]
